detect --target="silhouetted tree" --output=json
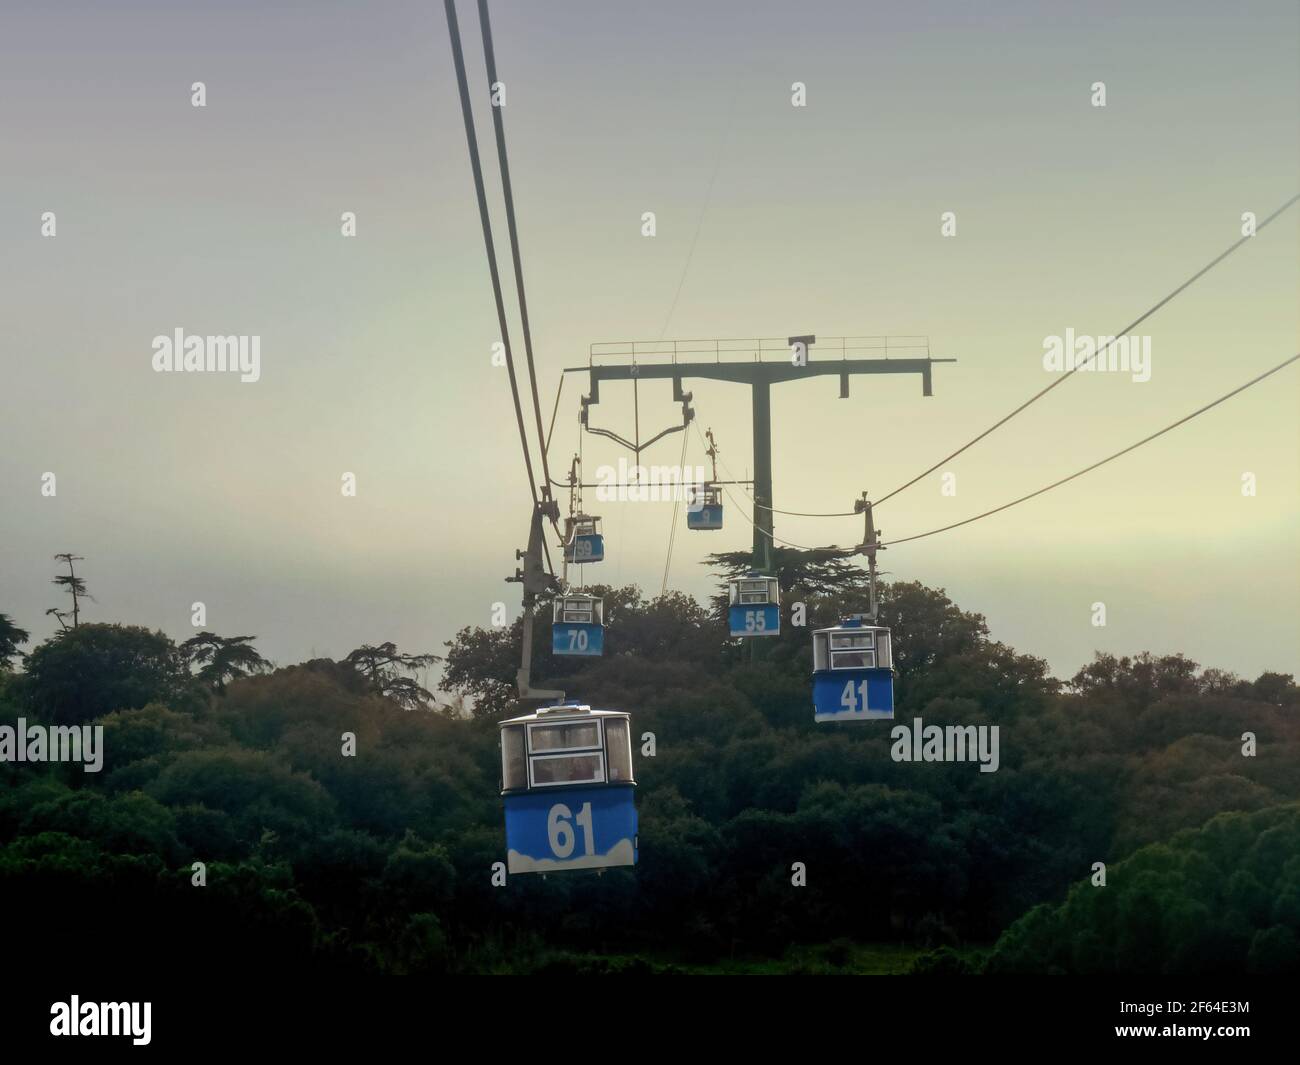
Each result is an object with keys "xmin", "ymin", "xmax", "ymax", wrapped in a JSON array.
[
  {"xmin": 49, "ymin": 553, "xmax": 91, "ymax": 629},
  {"xmin": 180, "ymin": 632, "xmax": 272, "ymax": 694},
  {"xmin": 341, "ymin": 642, "xmax": 440, "ymax": 711},
  {"xmin": 706, "ymin": 547, "xmax": 871, "ymax": 601},
  {"xmin": 0, "ymin": 613, "xmax": 30, "ymax": 670}
]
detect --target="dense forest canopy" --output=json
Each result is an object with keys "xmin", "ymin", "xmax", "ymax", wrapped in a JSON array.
[{"xmin": 0, "ymin": 560, "xmax": 1295, "ymax": 975}]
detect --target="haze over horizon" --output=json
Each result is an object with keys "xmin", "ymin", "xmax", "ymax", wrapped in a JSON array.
[{"xmin": 2, "ymin": 0, "xmax": 1296, "ymax": 683}]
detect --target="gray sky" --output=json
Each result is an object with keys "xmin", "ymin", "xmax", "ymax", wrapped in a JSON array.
[{"xmin": 1, "ymin": 0, "xmax": 1296, "ymax": 681}]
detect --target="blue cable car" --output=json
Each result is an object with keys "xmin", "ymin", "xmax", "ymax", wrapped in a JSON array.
[
  {"xmin": 499, "ymin": 704, "xmax": 637, "ymax": 874},
  {"xmin": 728, "ymin": 574, "xmax": 780, "ymax": 637},
  {"xmin": 686, "ymin": 483, "xmax": 723, "ymax": 530},
  {"xmin": 812, "ymin": 618, "xmax": 894, "ymax": 722},
  {"xmin": 564, "ymin": 514, "xmax": 604, "ymax": 564},
  {"xmin": 552, "ymin": 593, "xmax": 604, "ymax": 656}
]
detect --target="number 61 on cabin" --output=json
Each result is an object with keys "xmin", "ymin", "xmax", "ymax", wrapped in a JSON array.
[{"xmin": 499, "ymin": 705, "xmax": 637, "ymax": 873}]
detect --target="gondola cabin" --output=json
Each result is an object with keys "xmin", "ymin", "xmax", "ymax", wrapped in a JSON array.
[
  {"xmin": 552, "ymin": 594, "xmax": 604, "ymax": 657},
  {"xmin": 686, "ymin": 483, "xmax": 723, "ymax": 530},
  {"xmin": 812, "ymin": 618, "xmax": 894, "ymax": 722},
  {"xmin": 728, "ymin": 574, "xmax": 780, "ymax": 637},
  {"xmin": 564, "ymin": 514, "xmax": 604, "ymax": 564},
  {"xmin": 499, "ymin": 704, "xmax": 637, "ymax": 874}
]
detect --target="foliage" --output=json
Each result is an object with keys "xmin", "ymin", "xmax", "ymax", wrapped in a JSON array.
[
  {"xmin": 180, "ymin": 632, "xmax": 272, "ymax": 694},
  {"xmin": 1, "ymin": 560, "xmax": 1296, "ymax": 974},
  {"xmin": 985, "ymin": 804, "xmax": 1300, "ymax": 975},
  {"xmin": 0, "ymin": 614, "xmax": 29, "ymax": 670},
  {"xmin": 16, "ymin": 624, "xmax": 195, "ymax": 725},
  {"xmin": 341, "ymin": 642, "xmax": 441, "ymax": 711}
]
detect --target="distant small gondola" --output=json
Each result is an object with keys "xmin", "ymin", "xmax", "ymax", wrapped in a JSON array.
[
  {"xmin": 686, "ymin": 483, "xmax": 723, "ymax": 530},
  {"xmin": 563, "ymin": 514, "xmax": 604, "ymax": 564}
]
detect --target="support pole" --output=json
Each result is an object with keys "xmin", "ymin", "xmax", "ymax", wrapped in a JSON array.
[
  {"xmin": 567, "ymin": 345, "xmax": 951, "ymax": 581},
  {"xmin": 508, "ymin": 502, "xmax": 563, "ymax": 703},
  {"xmin": 751, "ymin": 379, "xmax": 773, "ymax": 574}
]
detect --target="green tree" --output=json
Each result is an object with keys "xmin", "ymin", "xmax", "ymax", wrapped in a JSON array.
[
  {"xmin": 1069, "ymin": 652, "xmax": 1202, "ymax": 708},
  {"xmin": 19, "ymin": 624, "xmax": 191, "ymax": 725},
  {"xmin": 985, "ymin": 805, "xmax": 1300, "ymax": 975},
  {"xmin": 442, "ymin": 622, "xmax": 519, "ymax": 718}
]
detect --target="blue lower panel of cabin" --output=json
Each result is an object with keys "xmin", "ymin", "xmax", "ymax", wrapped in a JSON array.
[
  {"xmin": 504, "ymin": 786, "xmax": 637, "ymax": 874},
  {"xmin": 565, "ymin": 534, "xmax": 604, "ymax": 564},
  {"xmin": 687, "ymin": 504, "xmax": 723, "ymax": 530},
  {"xmin": 552, "ymin": 622, "xmax": 604, "ymax": 656},
  {"xmin": 813, "ymin": 668, "xmax": 895, "ymax": 721},
  {"xmin": 729, "ymin": 604, "xmax": 780, "ymax": 638}
]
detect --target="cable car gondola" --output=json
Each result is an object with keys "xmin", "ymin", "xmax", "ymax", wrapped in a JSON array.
[
  {"xmin": 552, "ymin": 593, "xmax": 604, "ymax": 656},
  {"xmin": 811, "ymin": 495, "xmax": 894, "ymax": 722},
  {"xmin": 686, "ymin": 483, "xmax": 723, "ymax": 530},
  {"xmin": 812, "ymin": 618, "xmax": 894, "ymax": 721},
  {"xmin": 728, "ymin": 574, "xmax": 780, "ymax": 637},
  {"xmin": 687, "ymin": 429, "xmax": 724, "ymax": 530},
  {"xmin": 499, "ymin": 703, "xmax": 638, "ymax": 873},
  {"xmin": 563, "ymin": 514, "xmax": 604, "ymax": 564}
]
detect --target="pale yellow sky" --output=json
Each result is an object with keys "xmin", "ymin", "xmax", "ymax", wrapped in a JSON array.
[{"xmin": 1, "ymin": 0, "xmax": 1296, "ymax": 679}]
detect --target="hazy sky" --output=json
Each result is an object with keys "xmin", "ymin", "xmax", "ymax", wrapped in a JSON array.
[{"xmin": 1, "ymin": 0, "xmax": 1296, "ymax": 683}]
